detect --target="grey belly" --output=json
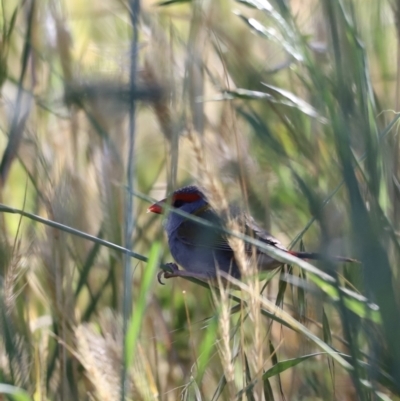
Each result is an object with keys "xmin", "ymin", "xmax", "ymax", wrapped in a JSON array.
[{"xmin": 168, "ymin": 237, "xmax": 239, "ymax": 277}]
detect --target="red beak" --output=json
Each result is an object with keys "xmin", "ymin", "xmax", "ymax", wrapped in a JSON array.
[{"xmin": 147, "ymin": 199, "xmax": 165, "ymax": 214}]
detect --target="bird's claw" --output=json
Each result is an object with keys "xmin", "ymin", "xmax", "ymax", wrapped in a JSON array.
[
  {"xmin": 157, "ymin": 270, "xmax": 166, "ymax": 285},
  {"xmin": 157, "ymin": 263, "xmax": 179, "ymax": 285}
]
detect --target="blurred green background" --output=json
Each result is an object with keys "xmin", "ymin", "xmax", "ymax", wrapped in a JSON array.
[{"xmin": 0, "ymin": 0, "xmax": 400, "ymax": 400}]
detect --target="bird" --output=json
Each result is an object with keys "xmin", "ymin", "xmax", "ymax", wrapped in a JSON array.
[{"xmin": 147, "ymin": 185, "xmax": 357, "ymax": 283}]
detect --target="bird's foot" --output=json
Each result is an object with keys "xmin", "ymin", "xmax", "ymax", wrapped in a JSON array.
[
  {"xmin": 157, "ymin": 263, "xmax": 213, "ymax": 284},
  {"xmin": 157, "ymin": 263, "xmax": 181, "ymax": 284}
]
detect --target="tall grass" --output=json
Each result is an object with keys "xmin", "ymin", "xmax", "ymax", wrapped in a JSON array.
[{"xmin": 0, "ymin": 0, "xmax": 399, "ymax": 400}]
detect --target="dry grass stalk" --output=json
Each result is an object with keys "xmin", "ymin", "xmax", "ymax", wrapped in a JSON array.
[
  {"xmin": 75, "ymin": 324, "xmax": 122, "ymax": 401},
  {"xmin": 35, "ymin": 173, "xmax": 83, "ymax": 398},
  {"xmin": 143, "ymin": 60, "xmax": 173, "ymax": 143},
  {"xmin": 131, "ymin": 343, "xmax": 159, "ymax": 400},
  {"xmin": 75, "ymin": 310, "xmax": 155, "ymax": 400},
  {"xmin": 0, "ymin": 332, "xmax": 31, "ymax": 389},
  {"xmin": 3, "ymin": 244, "xmax": 25, "ymax": 315},
  {"xmin": 211, "ymin": 276, "xmax": 236, "ymax": 397},
  {"xmin": 33, "ymin": 321, "xmax": 51, "ymax": 401},
  {"xmin": 188, "ymin": 128, "xmax": 265, "ymax": 396},
  {"xmin": 142, "ymin": 58, "xmax": 180, "ymax": 190},
  {"xmin": 187, "ymin": 128, "xmax": 229, "ymax": 213}
]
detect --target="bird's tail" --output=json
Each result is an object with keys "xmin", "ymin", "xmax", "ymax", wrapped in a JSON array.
[{"xmin": 288, "ymin": 251, "xmax": 359, "ymax": 264}]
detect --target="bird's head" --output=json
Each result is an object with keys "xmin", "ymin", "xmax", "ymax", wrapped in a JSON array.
[{"xmin": 148, "ymin": 185, "xmax": 209, "ymax": 232}]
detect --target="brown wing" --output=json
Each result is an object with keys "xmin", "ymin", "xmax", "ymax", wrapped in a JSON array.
[
  {"xmin": 176, "ymin": 208, "xmax": 286, "ymax": 256},
  {"xmin": 236, "ymin": 213, "xmax": 287, "ymax": 270},
  {"xmin": 241, "ymin": 214, "xmax": 287, "ymax": 252}
]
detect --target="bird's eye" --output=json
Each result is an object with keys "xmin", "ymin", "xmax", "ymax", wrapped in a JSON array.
[{"xmin": 173, "ymin": 199, "xmax": 185, "ymax": 208}]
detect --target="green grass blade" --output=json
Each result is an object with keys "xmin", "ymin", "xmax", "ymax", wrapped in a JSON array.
[
  {"xmin": 125, "ymin": 242, "xmax": 161, "ymax": 368},
  {"xmin": 222, "ymin": 273, "xmax": 353, "ymax": 370},
  {"xmin": 210, "ymin": 375, "xmax": 227, "ymax": 401},
  {"xmin": 263, "ymin": 352, "xmax": 326, "ymax": 380},
  {"xmin": 156, "ymin": 0, "xmax": 191, "ymax": 5},
  {"xmin": 196, "ymin": 316, "xmax": 218, "ymax": 383},
  {"xmin": 0, "ymin": 384, "xmax": 33, "ymax": 401},
  {"xmin": 74, "ymin": 228, "xmax": 103, "ymax": 298}
]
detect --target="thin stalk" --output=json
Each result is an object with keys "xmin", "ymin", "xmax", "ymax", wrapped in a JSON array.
[{"xmin": 121, "ymin": 0, "xmax": 140, "ymax": 399}]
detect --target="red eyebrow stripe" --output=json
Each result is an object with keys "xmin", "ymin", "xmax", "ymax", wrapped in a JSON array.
[{"xmin": 173, "ymin": 192, "xmax": 202, "ymax": 202}]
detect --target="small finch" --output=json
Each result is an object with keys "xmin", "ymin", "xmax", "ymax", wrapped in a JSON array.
[{"xmin": 148, "ymin": 185, "xmax": 357, "ymax": 283}]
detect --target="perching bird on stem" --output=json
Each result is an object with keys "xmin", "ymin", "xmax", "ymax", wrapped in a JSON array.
[{"xmin": 148, "ymin": 185, "xmax": 357, "ymax": 284}]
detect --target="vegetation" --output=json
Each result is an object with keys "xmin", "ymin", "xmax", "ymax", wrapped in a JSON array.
[{"xmin": 0, "ymin": 0, "xmax": 399, "ymax": 399}]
